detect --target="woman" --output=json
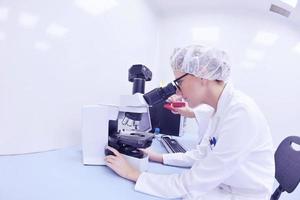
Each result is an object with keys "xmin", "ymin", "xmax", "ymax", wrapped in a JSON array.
[{"xmin": 105, "ymin": 45, "xmax": 275, "ymax": 200}]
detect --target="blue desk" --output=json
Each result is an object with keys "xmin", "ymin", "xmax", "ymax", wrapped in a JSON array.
[{"xmin": 0, "ymin": 136, "xmax": 194, "ymax": 200}]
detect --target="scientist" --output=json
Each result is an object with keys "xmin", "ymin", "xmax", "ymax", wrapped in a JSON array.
[{"xmin": 105, "ymin": 45, "xmax": 275, "ymax": 200}]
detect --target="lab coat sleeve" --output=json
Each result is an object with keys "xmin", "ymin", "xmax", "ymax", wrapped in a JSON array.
[
  {"xmin": 135, "ymin": 106, "xmax": 258, "ymax": 199},
  {"xmin": 162, "ymin": 106, "xmax": 212, "ymax": 167},
  {"xmin": 162, "ymin": 143, "xmax": 207, "ymax": 167}
]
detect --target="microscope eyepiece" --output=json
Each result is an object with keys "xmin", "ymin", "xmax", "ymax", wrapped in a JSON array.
[
  {"xmin": 143, "ymin": 83, "xmax": 177, "ymax": 106},
  {"xmin": 125, "ymin": 65, "xmax": 177, "ymax": 123}
]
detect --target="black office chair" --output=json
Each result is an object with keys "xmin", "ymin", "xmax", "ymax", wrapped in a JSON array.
[{"xmin": 271, "ymin": 136, "xmax": 300, "ymax": 200}]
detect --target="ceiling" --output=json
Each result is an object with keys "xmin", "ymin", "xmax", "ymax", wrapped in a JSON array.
[{"xmin": 146, "ymin": 0, "xmax": 300, "ymax": 26}]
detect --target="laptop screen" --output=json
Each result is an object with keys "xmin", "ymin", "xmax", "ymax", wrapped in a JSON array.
[{"xmin": 149, "ymin": 101, "xmax": 182, "ymax": 136}]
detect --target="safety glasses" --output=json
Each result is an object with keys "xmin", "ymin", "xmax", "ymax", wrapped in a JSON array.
[{"xmin": 173, "ymin": 73, "xmax": 189, "ymax": 91}]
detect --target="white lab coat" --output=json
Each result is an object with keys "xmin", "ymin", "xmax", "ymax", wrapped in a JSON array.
[
  {"xmin": 192, "ymin": 104, "xmax": 213, "ymax": 143},
  {"xmin": 135, "ymin": 83, "xmax": 275, "ymax": 200}
]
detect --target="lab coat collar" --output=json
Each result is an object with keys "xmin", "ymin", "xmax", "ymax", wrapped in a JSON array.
[{"xmin": 213, "ymin": 82, "xmax": 234, "ymax": 118}]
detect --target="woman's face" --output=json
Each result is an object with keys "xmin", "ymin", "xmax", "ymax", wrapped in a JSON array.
[{"xmin": 173, "ymin": 70, "xmax": 206, "ymax": 108}]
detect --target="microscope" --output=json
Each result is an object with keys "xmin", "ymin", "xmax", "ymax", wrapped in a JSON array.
[{"xmin": 81, "ymin": 64, "xmax": 177, "ymax": 171}]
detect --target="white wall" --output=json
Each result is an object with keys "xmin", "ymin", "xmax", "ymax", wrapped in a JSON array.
[
  {"xmin": 0, "ymin": 0, "xmax": 160, "ymax": 154},
  {"xmin": 156, "ymin": 9, "xmax": 300, "ymax": 148}
]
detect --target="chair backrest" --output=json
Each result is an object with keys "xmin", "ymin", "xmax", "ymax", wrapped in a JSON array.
[{"xmin": 275, "ymin": 135, "xmax": 300, "ymax": 193}]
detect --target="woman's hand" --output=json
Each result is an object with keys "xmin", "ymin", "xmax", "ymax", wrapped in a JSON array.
[
  {"xmin": 104, "ymin": 146, "xmax": 141, "ymax": 182},
  {"xmin": 172, "ymin": 106, "xmax": 195, "ymax": 118},
  {"xmin": 139, "ymin": 148, "xmax": 163, "ymax": 163},
  {"xmin": 167, "ymin": 94, "xmax": 183, "ymax": 102},
  {"xmin": 167, "ymin": 94, "xmax": 195, "ymax": 118}
]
